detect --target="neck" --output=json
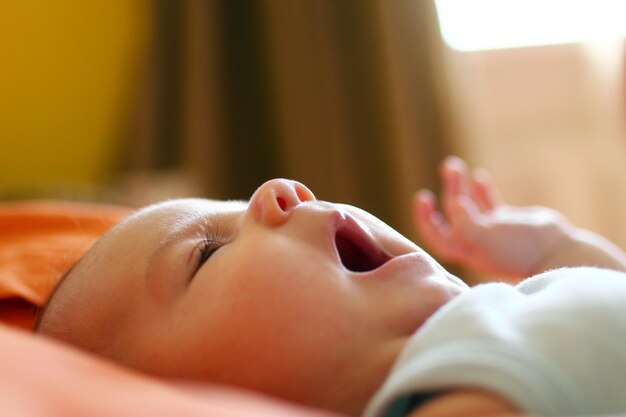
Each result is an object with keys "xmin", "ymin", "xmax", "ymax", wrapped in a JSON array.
[{"xmin": 315, "ymin": 337, "xmax": 409, "ymax": 416}]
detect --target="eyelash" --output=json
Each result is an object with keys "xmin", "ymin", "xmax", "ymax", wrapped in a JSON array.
[{"xmin": 198, "ymin": 229, "xmax": 226, "ymax": 267}]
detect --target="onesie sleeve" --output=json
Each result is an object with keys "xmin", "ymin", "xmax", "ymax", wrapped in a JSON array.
[{"xmin": 362, "ymin": 267, "xmax": 626, "ymax": 417}]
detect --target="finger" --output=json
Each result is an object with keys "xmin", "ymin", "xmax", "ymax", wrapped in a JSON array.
[
  {"xmin": 412, "ymin": 190, "xmax": 460, "ymax": 262},
  {"xmin": 413, "ymin": 190, "xmax": 449, "ymax": 237},
  {"xmin": 444, "ymin": 195, "xmax": 487, "ymax": 267},
  {"xmin": 471, "ymin": 168, "xmax": 502, "ymax": 211},
  {"xmin": 441, "ymin": 156, "xmax": 470, "ymax": 195},
  {"xmin": 440, "ymin": 156, "xmax": 471, "ymax": 222}
]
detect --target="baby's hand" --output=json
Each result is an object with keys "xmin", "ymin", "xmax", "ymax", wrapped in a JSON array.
[{"xmin": 413, "ymin": 157, "xmax": 574, "ymax": 280}]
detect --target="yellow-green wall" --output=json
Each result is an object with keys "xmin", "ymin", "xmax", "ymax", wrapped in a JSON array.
[{"xmin": 0, "ymin": 1, "xmax": 151, "ymax": 195}]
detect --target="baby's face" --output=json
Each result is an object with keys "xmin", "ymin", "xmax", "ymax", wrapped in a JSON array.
[{"xmin": 41, "ymin": 179, "xmax": 467, "ymax": 412}]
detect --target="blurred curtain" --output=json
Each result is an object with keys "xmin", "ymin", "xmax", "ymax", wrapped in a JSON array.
[{"xmin": 128, "ymin": 0, "xmax": 456, "ymax": 237}]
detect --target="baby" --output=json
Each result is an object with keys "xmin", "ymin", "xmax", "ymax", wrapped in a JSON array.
[{"xmin": 35, "ymin": 157, "xmax": 626, "ymax": 417}]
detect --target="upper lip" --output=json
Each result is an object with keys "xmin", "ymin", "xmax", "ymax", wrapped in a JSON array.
[{"xmin": 331, "ymin": 211, "xmax": 393, "ymax": 273}]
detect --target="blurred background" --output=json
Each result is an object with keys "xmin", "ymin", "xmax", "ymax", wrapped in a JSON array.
[{"xmin": 1, "ymin": 0, "xmax": 625, "ymax": 250}]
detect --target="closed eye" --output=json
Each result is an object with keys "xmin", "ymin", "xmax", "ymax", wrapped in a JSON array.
[{"xmin": 197, "ymin": 230, "xmax": 226, "ymax": 267}]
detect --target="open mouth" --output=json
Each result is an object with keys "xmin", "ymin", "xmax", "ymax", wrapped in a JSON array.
[{"xmin": 334, "ymin": 219, "xmax": 392, "ymax": 273}]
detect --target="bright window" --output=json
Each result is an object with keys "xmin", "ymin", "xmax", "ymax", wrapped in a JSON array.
[{"xmin": 434, "ymin": 0, "xmax": 626, "ymax": 51}]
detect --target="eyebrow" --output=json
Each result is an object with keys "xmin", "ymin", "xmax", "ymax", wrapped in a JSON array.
[
  {"xmin": 32, "ymin": 260, "xmax": 80, "ymax": 332},
  {"xmin": 145, "ymin": 200, "xmax": 247, "ymax": 267},
  {"xmin": 146, "ymin": 215, "xmax": 211, "ymax": 269},
  {"xmin": 142, "ymin": 214, "xmax": 226, "ymax": 296},
  {"xmin": 142, "ymin": 202, "xmax": 247, "ymax": 290}
]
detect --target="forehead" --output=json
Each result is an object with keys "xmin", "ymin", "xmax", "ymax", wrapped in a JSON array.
[
  {"xmin": 65, "ymin": 199, "xmax": 247, "ymax": 297},
  {"xmin": 92, "ymin": 199, "xmax": 244, "ymax": 270},
  {"xmin": 42, "ymin": 198, "xmax": 247, "ymax": 332},
  {"xmin": 125, "ymin": 198, "xmax": 247, "ymax": 231}
]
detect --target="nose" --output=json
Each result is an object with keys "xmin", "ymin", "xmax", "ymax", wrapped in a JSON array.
[{"xmin": 248, "ymin": 179, "xmax": 316, "ymax": 226}]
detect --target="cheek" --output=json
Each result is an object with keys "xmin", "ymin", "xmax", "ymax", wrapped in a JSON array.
[
  {"xmin": 218, "ymin": 233, "xmax": 337, "ymax": 307},
  {"xmin": 200, "ymin": 241, "xmax": 370, "ymax": 363},
  {"xmin": 218, "ymin": 246, "xmax": 344, "ymax": 333}
]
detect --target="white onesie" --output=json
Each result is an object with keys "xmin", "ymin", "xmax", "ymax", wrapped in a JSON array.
[{"xmin": 363, "ymin": 267, "xmax": 626, "ymax": 416}]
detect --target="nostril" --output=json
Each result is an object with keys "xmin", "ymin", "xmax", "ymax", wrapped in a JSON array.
[
  {"xmin": 295, "ymin": 183, "xmax": 316, "ymax": 202},
  {"xmin": 276, "ymin": 197, "xmax": 287, "ymax": 211}
]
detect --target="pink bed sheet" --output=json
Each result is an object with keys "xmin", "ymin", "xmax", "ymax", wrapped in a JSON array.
[{"xmin": 0, "ymin": 325, "xmax": 338, "ymax": 417}]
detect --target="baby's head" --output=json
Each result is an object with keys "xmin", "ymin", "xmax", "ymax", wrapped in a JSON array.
[{"xmin": 35, "ymin": 179, "xmax": 467, "ymax": 415}]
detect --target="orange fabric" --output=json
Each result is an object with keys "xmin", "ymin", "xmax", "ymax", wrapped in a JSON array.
[
  {"xmin": 0, "ymin": 324, "xmax": 339, "ymax": 417},
  {"xmin": 0, "ymin": 200, "xmax": 131, "ymax": 329}
]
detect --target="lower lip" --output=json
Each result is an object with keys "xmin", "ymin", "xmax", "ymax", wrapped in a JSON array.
[{"xmin": 363, "ymin": 251, "xmax": 434, "ymax": 278}]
